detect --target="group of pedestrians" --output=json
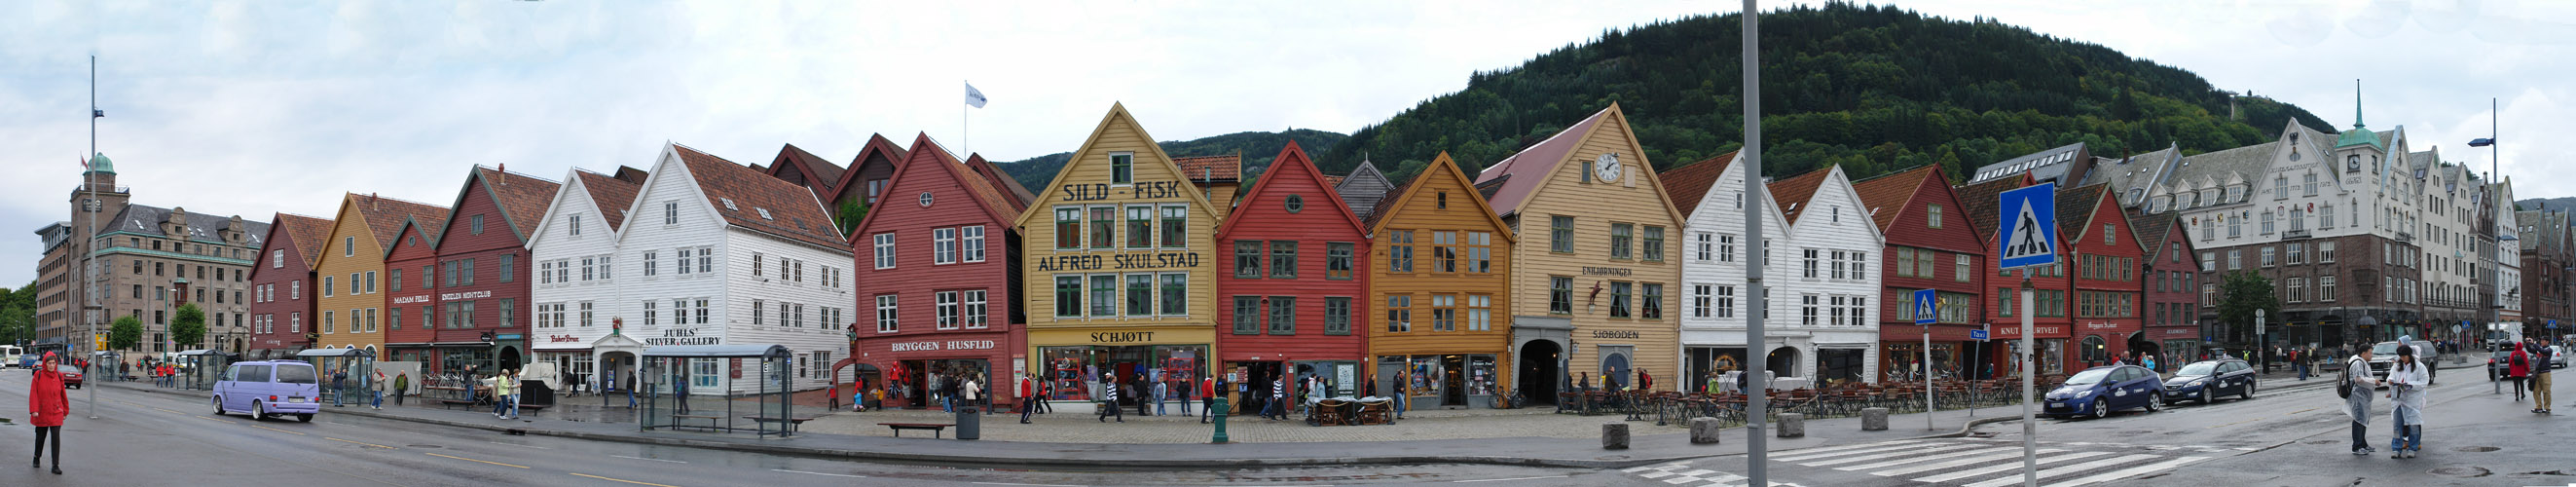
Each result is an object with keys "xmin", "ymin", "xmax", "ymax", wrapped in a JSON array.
[
  {"xmin": 2502, "ymin": 338, "xmax": 2558, "ymax": 414},
  {"xmin": 2340, "ymin": 340, "xmax": 2429, "ymax": 458}
]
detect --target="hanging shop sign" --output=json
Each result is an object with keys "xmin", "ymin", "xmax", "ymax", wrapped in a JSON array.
[{"xmin": 890, "ymin": 340, "xmax": 1000, "ymax": 353}]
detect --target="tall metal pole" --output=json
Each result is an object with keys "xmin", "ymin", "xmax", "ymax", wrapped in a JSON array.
[
  {"xmin": 86, "ymin": 54, "xmax": 100, "ymax": 419},
  {"xmin": 1738, "ymin": 1, "xmax": 1768, "ymax": 483},
  {"xmin": 2019, "ymin": 277, "xmax": 2036, "ymax": 486},
  {"xmin": 1924, "ymin": 326, "xmax": 1934, "ymax": 430}
]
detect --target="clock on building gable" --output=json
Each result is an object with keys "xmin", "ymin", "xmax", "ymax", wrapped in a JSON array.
[{"xmin": 1595, "ymin": 153, "xmax": 1621, "ymax": 183}]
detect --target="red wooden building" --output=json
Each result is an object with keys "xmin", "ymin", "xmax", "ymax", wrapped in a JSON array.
[
  {"xmin": 1214, "ymin": 142, "xmax": 1373, "ymax": 397},
  {"xmin": 389, "ymin": 167, "xmax": 560, "ymax": 374},
  {"xmin": 2061, "ymin": 184, "xmax": 2146, "ymax": 370},
  {"xmin": 1960, "ymin": 174, "xmax": 2077, "ymax": 377},
  {"xmin": 847, "ymin": 134, "xmax": 1031, "ymax": 410},
  {"xmin": 2130, "ymin": 210, "xmax": 2204, "ymax": 365},
  {"xmin": 822, "ymin": 134, "xmax": 913, "ymax": 215},
  {"xmin": 1852, "ymin": 165, "xmax": 1992, "ymax": 381},
  {"xmin": 384, "ymin": 216, "xmax": 444, "ymax": 365},
  {"xmin": 249, "ymin": 212, "xmax": 334, "ymax": 358}
]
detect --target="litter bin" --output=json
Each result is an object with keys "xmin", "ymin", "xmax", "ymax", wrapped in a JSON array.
[{"xmin": 955, "ymin": 406, "xmax": 980, "ymax": 440}]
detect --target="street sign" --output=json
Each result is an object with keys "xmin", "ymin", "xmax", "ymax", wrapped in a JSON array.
[
  {"xmin": 1912, "ymin": 288, "xmax": 1938, "ymax": 325},
  {"xmin": 1996, "ymin": 182, "xmax": 2060, "ymax": 270},
  {"xmin": 1970, "ymin": 329, "xmax": 1989, "ymax": 340}
]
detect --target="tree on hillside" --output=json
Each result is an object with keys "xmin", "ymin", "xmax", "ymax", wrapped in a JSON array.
[
  {"xmin": 2214, "ymin": 271, "xmax": 2280, "ymax": 350},
  {"xmin": 109, "ymin": 316, "xmax": 142, "ymax": 352},
  {"xmin": 171, "ymin": 302, "xmax": 206, "ymax": 350}
]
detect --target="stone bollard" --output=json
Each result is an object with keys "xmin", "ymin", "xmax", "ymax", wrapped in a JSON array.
[
  {"xmin": 1776, "ymin": 413, "xmax": 1806, "ymax": 438},
  {"xmin": 1602, "ymin": 422, "xmax": 1631, "ymax": 450},
  {"xmin": 1689, "ymin": 417, "xmax": 1722, "ymax": 444},
  {"xmin": 1861, "ymin": 407, "xmax": 1891, "ymax": 431}
]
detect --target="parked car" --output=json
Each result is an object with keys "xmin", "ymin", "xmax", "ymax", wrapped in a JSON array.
[
  {"xmin": 2165, "ymin": 358, "xmax": 2256, "ymax": 403},
  {"xmin": 2489, "ymin": 350, "xmax": 2520, "ymax": 382},
  {"xmin": 2365, "ymin": 340, "xmax": 2439, "ymax": 386},
  {"xmin": 2553, "ymin": 346, "xmax": 2570, "ymax": 369},
  {"xmin": 2044, "ymin": 364, "xmax": 2164, "ymax": 419},
  {"xmin": 55, "ymin": 364, "xmax": 83, "ymax": 390},
  {"xmin": 212, "ymin": 360, "xmax": 321, "ymax": 422}
]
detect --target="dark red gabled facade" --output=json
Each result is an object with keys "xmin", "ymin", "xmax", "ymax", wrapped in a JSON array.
[
  {"xmin": 2130, "ymin": 210, "xmax": 2204, "ymax": 365},
  {"xmin": 1214, "ymin": 142, "xmax": 1372, "ymax": 396},
  {"xmin": 823, "ymin": 133, "xmax": 912, "ymax": 215},
  {"xmin": 413, "ymin": 167, "xmax": 558, "ymax": 374},
  {"xmin": 848, "ymin": 133, "xmax": 1029, "ymax": 410},
  {"xmin": 383, "ymin": 217, "xmax": 443, "ymax": 364},
  {"xmin": 1853, "ymin": 165, "xmax": 1992, "ymax": 381},
  {"xmin": 2063, "ymin": 184, "xmax": 2146, "ymax": 370},
  {"xmin": 1962, "ymin": 174, "xmax": 2077, "ymax": 376},
  {"xmin": 249, "ymin": 212, "xmax": 334, "ymax": 358}
]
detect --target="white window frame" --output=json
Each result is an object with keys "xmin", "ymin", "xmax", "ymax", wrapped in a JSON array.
[
  {"xmin": 873, "ymin": 233, "xmax": 897, "ymax": 269},
  {"xmin": 934, "ymin": 228, "xmax": 959, "ymax": 265},
  {"xmin": 936, "ymin": 291, "xmax": 960, "ymax": 330},
  {"xmin": 963, "ymin": 225, "xmax": 987, "ymax": 263},
  {"xmin": 875, "ymin": 294, "xmax": 899, "ymax": 333}
]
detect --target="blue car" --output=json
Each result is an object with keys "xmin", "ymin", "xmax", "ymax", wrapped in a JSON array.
[
  {"xmin": 2043, "ymin": 364, "xmax": 2163, "ymax": 419},
  {"xmin": 2163, "ymin": 358, "xmax": 2255, "ymax": 403}
]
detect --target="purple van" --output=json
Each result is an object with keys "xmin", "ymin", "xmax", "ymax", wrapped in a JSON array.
[{"xmin": 213, "ymin": 359, "xmax": 322, "ymax": 422}]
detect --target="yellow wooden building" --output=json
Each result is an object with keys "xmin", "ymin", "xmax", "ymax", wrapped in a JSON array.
[
  {"xmin": 1365, "ymin": 152, "xmax": 1521, "ymax": 408},
  {"xmin": 310, "ymin": 193, "xmax": 448, "ymax": 359},
  {"xmin": 1014, "ymin": 103, "xmax": 1228, "ymax": 410},
  {"xmin": 1470, "ymin": 103, "xmax": 1685, "ymax": 394}
]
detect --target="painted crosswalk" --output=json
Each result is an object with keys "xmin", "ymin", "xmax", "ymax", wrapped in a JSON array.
[{"xmin": 1624, "ymin": 438, "xmax": 2229, "ymax": 486}]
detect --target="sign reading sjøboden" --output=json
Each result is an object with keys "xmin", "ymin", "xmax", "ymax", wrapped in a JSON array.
[
  {"xmin": 1995, "ymin": 182, "xmax": 2060, "ymax": 270},
  {"xmin": 1912, "ymin": 288, "xmax": 1938, "ymax": 325}
]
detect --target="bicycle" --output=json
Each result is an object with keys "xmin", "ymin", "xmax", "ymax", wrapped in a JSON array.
[{"xmin": 1490, "ymin": 389, "xmax": 1527, "ymax": 409}]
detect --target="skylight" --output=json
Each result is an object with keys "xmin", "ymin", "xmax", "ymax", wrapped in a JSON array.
[{"xmin": 720, "ymin": 198, "xmax": 738, "ymax": 210}]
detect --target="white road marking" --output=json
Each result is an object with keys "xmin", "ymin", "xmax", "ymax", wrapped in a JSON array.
[
  {"xmin": 1963, "ymin": 453, "xmax": 2162, "ymax": 487},
  {"xmin": 1453, "ymin": 475, "xmax": 1562, "ymax": 483},
  {"xmin": 487, "ymin": 441, "xmax": 551, "ymax": 449},
  {"xmin": 773, "ymin": 469, "xmax": 865, "ymax": 478},
  {"xmin": 970, "ymin": 483, "xmax": 1083, "ymax": 487},
  {"xmin": 2041, "ymin": 456, "xmax": 2209, "ymax": 487},
  {"xmin": 1638, "ymin": 470, "xmax": 1676, "ymax": 478},
  {"xmin": 1834, "ymin": 446, "xmax": 2020, "ymax": 470},
  {"xmin": 608, "ymin": 454, "xmax": 684, "ymax": 464},
  {"xmin": 1912, "ymin": 451, "xmax": 2113, "ymax": 483},
  {"xmin": 1769, "ymin": 439, "xmax": 1921, "ymax": 456},
  {"xmin": 1772, "ymin": 442, "xmax": 1936, "ymax": 462},
  {"xmin": 1864, "ymin": 448, "xmax": 2067, "ymax": 476},
  {"xmin": 1799, "ymin": 444, "xmax": 1983, "ymax": 467}
]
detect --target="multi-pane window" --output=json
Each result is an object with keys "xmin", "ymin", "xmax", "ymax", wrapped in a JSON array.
[
  {"xmin": 2288, "ymin": 243, "xmax": 2305, "ymax": 264},
  {"xmin": 2322, "ymin": 205, "xmax": 2336, "ymax": 228},
  {"xmin": 1802, "ymin": 249, "xmax": 1820, "ymax": 278},
  {"xmin": 1268, "ymin": 297, "xmax": 1297, "ymax": 335},
  {"xmin": 1159, "ymin": 273, "xmax": 1187, "ymax": 315},
  {"xmin": 2287, "ymin": 278, "xmax": 2307, "ymax": 303},
  {"xmin": 936, "ymin": 291, "xmax": 960, "ymax": 329},
  {"xmin": 1126, "ymin": 274, "xmax": 1154, "ymax": 317},
  {"xmin": 2201, "ymin": 283, "xmax": 2217, "ymax": 308},
  {"xmin": 2320, "ymin": 276, "xmax": 2337, "ymax": 301},
  {"xmin": 1385, "ymin": 295, "xmax": 1412, "ymax": 332},
  {"xmin": 1831, "ymin": 250, "xmax": 1848, "ymax": 280},
  {"xmin": 1431, "ymin": 294, "xmax": 1456, "ymax": 331},
  {"xmin": 2262, "ymin": 246, "xmax": 2276, "ymax": 267},
  {"xmin": 2318, "ymin": 242, "xmax": 2336, "ymax": 263},
  {"xmin": 1110, "ymin": 153, "xmax": 1134, "ymax": 184},
  {"xmin": 1609, "ymin": 223, "xmax": 1635, "ymax": 259},
  {"xmin": 1088, "ymin": 275, "xmax": 1118, "ymax": 318},
  {"xmin": 933, "ymin": 228, "xmax": 958, "ymax": 264},
  {"xmin": 1388, "ymin": 231, "xmax": 1414, "ymax": 272},
  {"xmin": 875, "ymin": 295, "xmax": 899, "ymax": 332},
  {"xmin": 1160, "ymin": 205, "xmax": 1187, "ymax": 248},
  {"xmin": 1125, "ymin": 206, "xmax": 1153, "ymax": 248},
  {"xmin": 1234, "ymin": 241, "xmax": 1263, "ymax": 278},
  {"xmin": 1327, "ymin": 243, "xmax": 1354, "ymax": 280},
  {"xmin": 1467, "ymin": 232, "xmax": 1492, "ymax": 273},
  {"xmin": 1270, "ymin": 241, "xmax": 1298, "ymax": 278},
  {"xmin": 1642, "ymin": 226, "xmax": 1665, "ymax": 262},
  {"xmin": 1609, "ymin": 281, "xmax": 1634, "ymax": 318},
  {"xmin": 1433, "ymin": 231, "xmax": 1457, "ymax": 273},
  {"xmin": 1467, "ymin": 295, "xmax": 1491, "ymax": 331},
  {"xmin": 1800, "ymin": 295, "xmax": 1819, "ymax": 325},
  {"xmin": 963, "ymin": 290, "xmax": 987, "ymax": 328},
  {"xmin": 1549, "ymin": 277, "xmax": 1573, "ymax": 314},
  {"xmin": 1719, "ymin": 234, "xmax": 1736, "ymax": 263},
  {"xmin": 1326, "ymin": 297, "xmax": 1353, "ymax": 334},
  {"xmin": 1054, "ymin": 276, "xmax": 1083, "ymax": 318},
  {"xmin": 873, "ymin": 233, "xmax": 897, "ymax": 269},
  {"xmin": 1695, "ymin": 233, "xmax": 1713, "ymax": 261},
  {"xmin": 642, "ymin": 251, "xmax": 657, "ymax": 277},
  {"xmin": 1088, "ymin": 206, "xmax": 1116, "ymax": 249},
  {"xmin": 1054, "ymin": 208, "xmax": 1082, "ymax": 249},
  {"xmin": 1641, "ymin": 283, "xmax": 1663, "ymax": 319},
  {"xmin": 962, "ymin": 225, "xmax": 986, "ymax": 262},
  {"xmin": 1550, "ymin": 216, "xmax": 1573, "ymax": 253},
  {"xmin": 1233, "ymin": 296, "xmax": 1261, "ymax": 334},
  {"xmin": 1928, "ymin": 204, "xmax": 1943, "ymax": 228},
  {"xmin": 1692, "ymin": 284, "xmax": 1712, "ymax": 318},
  {"xmin": 1954, "ymin": 254, "xmax": 1970, "ymax": 281}
]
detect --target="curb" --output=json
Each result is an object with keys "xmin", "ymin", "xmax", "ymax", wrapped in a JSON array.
[{"xmin": 100, "ymin": 383, "xmax": 1714, "ymax": 469}]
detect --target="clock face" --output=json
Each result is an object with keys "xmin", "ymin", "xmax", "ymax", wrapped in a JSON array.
[{"xmin": 1596, "ymin": 153, "xmax": 1622, "ymax": 181}]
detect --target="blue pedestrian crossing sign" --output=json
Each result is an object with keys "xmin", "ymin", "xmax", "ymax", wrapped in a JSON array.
[
  {"xmin": 1997, "ymin": 182, "xmax": 2060, "ymax": 270},
  {"xmin": 1912, "ymin": 288, "xmax": 1938, "ymax": 325}
]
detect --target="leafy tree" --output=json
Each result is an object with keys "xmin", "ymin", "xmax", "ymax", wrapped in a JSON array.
[
  {"xmin": 2214, "ymin": 271, "xmax": 2280, "ymax": 350},
  {"xmin": 0, "ymin": 281, "xmax": 32, "ymax": 345},
  {"xmin": 834, "ymin": 199, "xmax": 869, "ymax": 236},
  {"xmin": 171, "ymin": 302, "xmax": 206, "ymax": 350},
  {"xmin": 109, "ymin": 316, "xmax": 143, "ymax": 352}
]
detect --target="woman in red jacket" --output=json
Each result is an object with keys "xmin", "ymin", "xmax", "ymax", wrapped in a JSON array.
[
  {"xmin": 29, "ymin": 352, "xmax": 69, "ymax": 474},
  {"xmin": 2509, "ymin": 344, "xmax": 2532, "ymax": 401}
]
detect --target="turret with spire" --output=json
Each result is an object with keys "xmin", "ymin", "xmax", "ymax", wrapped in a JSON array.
[{"xmin": 2336, "ymin": 79, "xmax": 2385, "ymax": 150}]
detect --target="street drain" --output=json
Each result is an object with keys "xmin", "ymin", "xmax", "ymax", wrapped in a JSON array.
[
  {"xmin": 409, "ymin": 445, "xmax": 443, "ymax": 449},
  {"xmin": 2429, "ymin": 467, "xmax": 2490, "ymax": 478},
  {"xmin": 2453, "ymin": 446, "xmax": 2500, "ymax": 453}
]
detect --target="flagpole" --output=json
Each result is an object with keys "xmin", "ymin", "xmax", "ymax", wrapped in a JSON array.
[{"xmin": 964, "ymin": 80, "xmax": 971, "ymax": 157}]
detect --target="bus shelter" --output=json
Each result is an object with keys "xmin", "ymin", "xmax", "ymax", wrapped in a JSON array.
[
  {"xmin": 639, "ymin": 344, "xmax": 794, "ymax": 437},
  {"xmin": 297, "ymin": 348, "xmax": 378, "ymax": 406},
  {"xmin": 175, "ymin": 350, "xmax": 234, "ymax": 391}
]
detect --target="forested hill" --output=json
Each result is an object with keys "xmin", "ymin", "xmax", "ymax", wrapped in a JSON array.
[
  {"xmin": 997, "ymin": 129, "xmax": 1347, "ymax": 191},
  {"xmin": 1319, "ymin": 2, "xmax": 2331, "ymax": 186}
]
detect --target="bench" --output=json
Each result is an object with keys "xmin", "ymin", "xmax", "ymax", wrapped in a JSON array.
[
  {"xmin": 879, "ymin": 422, "xmax": 954, "ymax": 438},
  {"xmin": 670, "ymin": 414, "xmax": 725, "ymax": 431},
  {"xmin": 437, "ymin": 399, "xmax": 479, "ymax": 410},
  {"xmin": 743, "ymin": 416, "xmax": 814, "ymax": 435}
]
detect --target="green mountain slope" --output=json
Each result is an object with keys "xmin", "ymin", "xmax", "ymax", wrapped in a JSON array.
[
  {"xmin": 1319, "ymin": 2, "xmax": 2331, "ymax": 185},
  {"xmin": 997, "ymin": 130, "xmax": 1347, "ymax": 191}
]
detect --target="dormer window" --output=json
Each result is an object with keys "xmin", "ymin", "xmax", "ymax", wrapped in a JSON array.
[
  {"xmin": 755, "ymin": 207, "xmax": 773, "ymax": 220},
  {"xmin": 720, "ymin": 198, "xmax": 738, "ymax": 210}
]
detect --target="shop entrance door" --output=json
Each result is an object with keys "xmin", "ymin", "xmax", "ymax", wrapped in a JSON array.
[
  {"xmin": 1441, "ymin": 356, "xmax": 1467, "ymax": 406},
  {"xmin": 1517, "ymin": 340, "xmax": 1561, "ymax": 404}
]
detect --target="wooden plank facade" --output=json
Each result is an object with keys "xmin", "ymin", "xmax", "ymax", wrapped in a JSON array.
[
  {"xmin": 312, "ymin": 193, "xmax": 449, "ymax": 359},
  {"xmin": 851, "ymin": 133, "xmax": 1030, "ymax": 410},
  {"xmin": 1214, "ymin": 142, "xmax": 1372, "ymax": 404},
  {"xmin": 1852, "ymin": 165, "xmax": 1990, "ymax": 384},
  {"xmin": 1366, "ymin": 152, "xmax": 1518, "ymax": 407}
]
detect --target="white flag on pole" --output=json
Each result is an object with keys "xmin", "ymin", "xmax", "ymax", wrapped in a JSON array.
[{"xmin": 965, "ymin": 82, "xmax": 988, "ymax": 108}]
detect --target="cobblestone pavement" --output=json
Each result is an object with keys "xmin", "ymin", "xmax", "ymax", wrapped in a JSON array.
[{"xmin": 797, "ymin": 403, "xmax": 1693, "ymax": 443}]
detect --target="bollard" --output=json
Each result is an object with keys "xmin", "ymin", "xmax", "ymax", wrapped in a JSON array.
[
  {"xmin": 1210, "ymin": 396, "xmax": 1230, "ymax": 444},
  {"xmin": 1776, "ymin": 413, "xmax": 1805, "ymax": 438},
  {"xmin": 1690, "ymin": 417, "xmax": 1722, "ymax": 444},
  {"xmin": 1601, "ymin": 422, "xmax": 1631, "ymax": 449},
  {"xmin": 1861, "ymin": 407, "xmax": 1890, "ymax": 431}
]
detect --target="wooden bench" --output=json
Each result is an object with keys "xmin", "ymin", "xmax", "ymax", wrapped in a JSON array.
[
  {"xmin": 743, "ymin": 416, "xmax": 814, "ymax": 435},
  {"xmin": 670, "ymin": 414, "xmax": 725, "ymax": 431},
  {"xmin": 878, "ymin": 422, "xmax": 954, "ymax": 438},
  {"xmin": 436, "ymin": 399, "xmax": 479, "ymax": 410}
]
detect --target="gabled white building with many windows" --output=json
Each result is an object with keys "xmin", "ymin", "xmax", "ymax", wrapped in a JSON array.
[
  {"xmin": 529, "ymin": 168, "xmax": 647, "ymax": 388},
  {"xmin": 1660, "ymin": 154, "xmax": 1883, "ymax": 388},
  {"xmin": 527, "ymin": 143, "xmax": 855, "ymax": 395}
]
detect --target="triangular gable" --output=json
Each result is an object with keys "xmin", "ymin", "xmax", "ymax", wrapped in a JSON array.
[
  {"xmin": 1368, "ymin": 152, "xmax": 1520, "ymax": 244},
  {"xmin": 1012, "ymin": 102, "xmax": 1230, "ymax": 226},
  {"xmin": 1217, "ymin": 141, "xmax": 1368, "ymax": 237},
  {"xmin": 574, "ymin": 169, "xmax": 644, "ymax": 231},
  {"xmin": 1468, "ymin": 103, "xmax": 1684, "ymax": 226},
  {"xmin": 852, "ymin": 133, "xmax": 1022, "ymax": 240},
  {"xmin": 265, "ymin": 212, "xmax": 335, "ymax": 270},
  {"xmin": 1656, "ymin": 151, "xmax": 1737, "ymax": 217},
  {"xmin": 608, "ymin": 145, "xmax": 721, "ymax": 249},
  {"xmin": 1768, "ymin": 166, "xmax": 1834, "ymax": 225},
  {"xmin": 430, "ymin": 167, "xmax": 562, "ymax": 252},
  {"xmin": 766, "ymin": 143, "xmax": 844, "ymax": 203},
  {"xmin": 1851, "ymin": 164, "xmax": 1934, "ymax": 233},
  {"xmin": 383, "ymin": 215, "xmax": 440, "ymax": 261},
  {"xmin": 964, "ymin": 153, "xmax": 1036, "ymax": 210},
  {"xmin": 525, "ymin": 168, "xmax": 633, "ymax": 251},
  {"xmin": 825, "ymin": 133, "xmax": 912, "ymax": 206}
]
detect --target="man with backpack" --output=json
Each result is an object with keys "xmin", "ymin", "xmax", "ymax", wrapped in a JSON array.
[{"xmin": 2341, "ymin": 345, "xmax": 2384, "ymax": 455}]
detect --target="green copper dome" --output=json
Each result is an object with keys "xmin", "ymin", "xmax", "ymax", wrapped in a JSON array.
[
  {"xmin": 87, "ymin": 152, "xmax": 115, "ymax": 175},
  {"xmin": 2334, "ymin": 80, "xmax": 2383, "ymax": 150}
]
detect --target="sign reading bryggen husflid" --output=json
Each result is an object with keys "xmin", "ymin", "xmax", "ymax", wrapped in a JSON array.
[{"xmin": 1015, "ymin": 104, "xmax": 1227, "ymax": 411}]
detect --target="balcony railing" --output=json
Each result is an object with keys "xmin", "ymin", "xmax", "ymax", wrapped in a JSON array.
[
  {"xmin": 2283, "ymin": 229, "xmax": 2311, "ymax": 240},
  {"xmin": 2395, "ymin": 232, "xmax": 2413, "ymax": 243}
]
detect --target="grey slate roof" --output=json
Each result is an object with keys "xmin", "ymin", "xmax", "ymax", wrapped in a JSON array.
[
  {"xmin": 1969, "ymin": 142, "xmax": 2087, "ymax": 184},
  {"xmin": 106, "ymin": 203, "xmax": 271, "ymax": 248},
  {"xmin": 1336, "ymin": 160, "xmax": 1395, "ymax": 221},
  {"xmin": 2079, "ymin": 144, "xmax": 2181, "ymax": 209},
  {"xmin": 2160, "ymin": 141, "xmax": 2275, "ymax": 210}
]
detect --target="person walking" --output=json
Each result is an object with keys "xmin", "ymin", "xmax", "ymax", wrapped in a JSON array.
[
  {"xmin": 494, "ymin": 369, "xmax": 521, "ymax": 420},
  {"xmin": 371, "ymin": 369, "xmax": 386, "ymax": 410},
  {"xmin": 1096, "ymin": 374, "xmax": 1124, "ymax": 423},
  {"xmin": 1198, "ymin": 373, "xmax": 1217, "ymax": 424},
  {"xmin": 2385, "ymin": 345, "xmax": 2429, "ymax": 458},
  {"xmin": 1152, "ymin": 378, "xmax": 1168, "ymax": 417},
  {"xmin": 1018, "ymin": 373, "xmax": 1037, "ymax": 424},
  {"xmin": 393, "ymin": 373, "xmax": 409, "ymax": 406},
  {"xmin": 2342, "ymin": 346, "xmax": 2383, "ymax": 456},
  {"xmin": 2509, "ymin": 342, "xmax": 2532, "ymax": 401},
  {"xmin": 28, "ymin": 352, "xmax": 68, "ymax": 475},
  {"xmin": 961, "ymin": 374, "xmax": 981, "ymax": 414},
  {"xmin": 1391, "ymin": 369, "xmax": 1410, "ymax": 420},
  {"xmin": 2531, "ymin": 340, "xmax": 2556, "ymax": 414},
  {"xmin": 2293, "ymin": 348, "xmax": 2308, "ymax": 381}
]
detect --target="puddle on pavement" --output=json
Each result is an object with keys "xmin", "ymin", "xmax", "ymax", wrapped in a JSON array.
[
  {"xmin": 2452, "ymin": 445, "xmax": 2500, "ymax": 452},
  {"xmin": 2429, "ymin": 466, "xmax": 2491, "ymax": 478}
]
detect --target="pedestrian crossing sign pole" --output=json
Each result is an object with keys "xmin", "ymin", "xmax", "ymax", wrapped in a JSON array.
[{"xmin": 1996, "ymin": 181, "xmax": 2058, "ymax": 487}]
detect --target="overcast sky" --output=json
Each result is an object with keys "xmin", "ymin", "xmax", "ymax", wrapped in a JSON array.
[{"xmin": 4, "ymin": 0, "xmax": 2570, "ymax": 287}]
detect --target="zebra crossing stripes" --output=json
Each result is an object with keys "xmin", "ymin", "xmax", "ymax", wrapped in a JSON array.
[
  {"xmin": 1858, "ymin": 448, "xmax": 2069, "ymax": 476},
  {"xmin": 1769, "ymin": 441, "xmax": 1935, "ymax": 462},
  {"xmin": 1831, "ymin": 446, "xmax": 2021, "ymax": 471},
  {"xmin": 1961, "ymin": 453, "xmax": 2163, "ymax": 487},
  {"xmin": 1796, "ymin": 444, "xmax": 1987, "ymax": 467},
  {"xmin": 2039, "ymin": 456, "xmax": 2210, "ymax": 487},
  {"xmin": 1621, "ymin": 462, "xmax": 1804, "ymax": 487},
  {"xmin": 1909, "ymin": 451, "xmax": 2115, "ymax": 483}
]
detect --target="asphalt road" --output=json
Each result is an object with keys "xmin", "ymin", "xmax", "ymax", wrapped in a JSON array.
[{"xmin": 0, "ymin": 372, "xmax": 1620, "ymax": 487}]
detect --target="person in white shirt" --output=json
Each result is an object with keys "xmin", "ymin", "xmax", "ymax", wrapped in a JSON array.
[{"xmin": 2384, "ymin": 345, "xmax": 2429, "ymax": 459}]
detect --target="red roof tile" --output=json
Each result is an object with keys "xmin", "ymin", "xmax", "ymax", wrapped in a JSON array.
[
  {"xmin": 2057, "ymin": 183, "xmax": 2108, "ymax": 239},
  {"xmin": 1473, "ymin": 105, "xmax": 1612, "ymax": 215},
  {"xmin": 768, "ymin": 143, "xmax": 845, "ymax": 204},
  {"xmin": 1851, "ymin": 165, "xmax": 1939, "ymax": 232},
  {"xmin": 826, "ymin": 133, "xmax": 911, "ymax": 205},
  {"xmin": 573, "ymin": 169, "xmax": 644, "ymax": 231},
  {"xmin": 1656, "ymin": 151, "xmax": 1738, "ymax": 216},
  {"xmin": 670, "ymin": 143, "xmax": 846, "ymax": 249},
  {"xmin": 1324, "ymin": 175, "xmax": 1347, "ymax": 188},
  {"xmin": 963, "ymin": 153, "xmax": 1034, "ymax": 211},
  {"xmin": 350, "ymin": 192, "xmax": 449, "ymax": 252},
  {"xmin": 1173, "ymin": 155, "xmax": 1241, "ymax": 182},
  {"xmin": 1955, "ymin": 175, "xmax": 2029, "ymax": 241},
  {"xmin": 276, "ymin": 212, "xmax": 335, "ymax": 268},
  {"xmin": 1768, "ymin": 166, "xmax": 1834, "ymax": 225},
  {"xmin": 473, "ymin": 167, "xmax": 563, "ymax": 242}
]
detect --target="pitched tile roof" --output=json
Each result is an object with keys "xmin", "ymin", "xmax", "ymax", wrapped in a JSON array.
[
  {"xmin": 2126, "ymin": 209, "xmax": 2179, "ymax": 255},
  {"xmin": 1656, "ymin": 151, "xmax": 1738, "ymax": 216},
  {"xmin": 963, "ymin": 153, "xmax": 1034, "ymax": 210},
  {"xmin": 1334, "ymin": 160, "xmax": 1395, "ymax": 221},
  {"xmin": 474, "ymin": 167, "xmax": 562, "ymax": 242},
  {"xmin": 1324, "ymin": 175, "xmax": 1346, "ymax": 188},
  {"xmin": 1956, "ymin": 176, "xmax": 2028, "ymax": 242},
  {"xmin": 276, "ymin": 212, "xmax": 334, "ymax": 268},
  {"xmin": 1970, "ymin": 142, "xmax": 2087, "ymax": 184},
  {"xmin": 2057, "ymin": 183, "xmax": 2108, "ymax": 239},
  {"xmin": 766, "ymin": 143, "xmax": 846, "ymax": 204},
  {"xmin": 670, "ymin": 143, "xmax": 846, "ymax": 249},
  {"xmin": 827, "ymin": 134, "xmax": 911, "ymax": 206},
  {"xmin": 1851, "ymin": 164, "xmax": 1938, "ymax": 232},
  {"xmin": 573, "ymin": 169, "xmax": 645, "ymax": 231},
  {"xmin": 1768, "ymin": 166, "xmax": 1835, "ymax": 225},
  {"xmin": 1362, "ymin": 171, "xmax": 1418, "ymax": 229},
  {"xmin": 350, "ymin": 192, "xmax": 449, "ymax": 252},
  {"xmin": 1473, "ymin": 106, "xmax": 1611, "ymax": 215},
  {"xmin": 900, "ymin": 133, "xmax": 1022, "ymax": 224},
  {"xmin": 1174, "ymin": 155, "xmax": 1241, "ymax": 182}
]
